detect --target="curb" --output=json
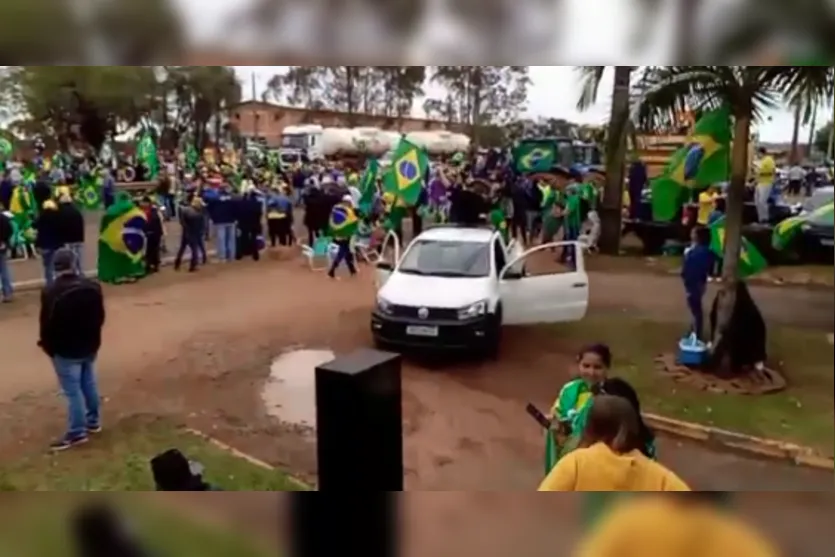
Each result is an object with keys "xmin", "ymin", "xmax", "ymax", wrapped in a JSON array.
[
  {"xmin": 644, "ymin": 413, "xmax": 834, "ymax": 471},
  {"xmin": 11, "ymin": 251, "xmax": 218, "ymax": 293},
  {"xmin": 185, "ymin": 428, "xmax": 310, "ymax": 490}
]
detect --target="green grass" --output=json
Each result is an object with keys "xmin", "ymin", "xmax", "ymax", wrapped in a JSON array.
[
  {"xmin": 0, "ymin": 497, "xmax": 273, "ymax": 557},
  {"xmin": 549, "ymin": 315, "xmax": 834, "ymax": 456},
  {"xmin": 0, "ymin": 417, "xmax": 309, "ymax": 491}
]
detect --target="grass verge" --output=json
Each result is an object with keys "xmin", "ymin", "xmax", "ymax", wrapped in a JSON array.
[
  {"xmin": 0, "ymin": 416, "xmax": 308, "ymax": 491},
  {"xmin": 0, "ymin": 496, "xmax": 273, "ymax": 557},
  {"xmin": 548, "ymin": 315, "xmax": 834, "ymax": 456}
]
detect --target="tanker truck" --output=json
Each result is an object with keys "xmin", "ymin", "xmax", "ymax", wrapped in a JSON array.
[{"xmin": 281, "ymin": 125, "xmax": 398, "ymax": 163}]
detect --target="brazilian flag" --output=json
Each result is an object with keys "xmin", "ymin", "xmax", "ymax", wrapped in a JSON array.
[
  {"xmin": 358, "ymin": 159, "xmax": 380, "ymax": 215},
  {"xmin": 383, "ymin": 139, "xmax": 429, "ymax": 207},
  {"xmin": 97, "ymin": 194, "xmax": 148, "ymax": 284},
  {"xmin": 513, "ymin": 140, "xmax": 557, "ymax": 173},
  {"xmin": 773, "ymin": 202, "xmax": 834, "ymax": 251},
  {"xmin": 329, "ymin": 203, "xmax": 359, "ymax": 240},
  {"xmin": 77, "ymin": 174, "xmax": 102, "ymax": 210},
  {"xmin": 709, "ymin": 216, "xmax": 767, "ymax": 278}
]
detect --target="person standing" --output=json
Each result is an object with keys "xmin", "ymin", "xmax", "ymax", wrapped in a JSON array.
[
  {"xmin": 140, "ymin": 195, "xmax": 164, "ymax": 273},
  {"xmin": 754, "ymin": 147, "xmax": 776, "ymax": 223},
  {"xmin": 56, "ymin": 188, "xmax": 85, "ymax": 275},
  {"xmin": 681, "ymin": 226, "xmax": 714, "ymax": 340},
  {"xmin": 0, "ymin": 208, "xmax": 13, "ymax": 303},
  {"xmin": 33, "ymin": 199, "xmax": 64, "ymax": 288},
  {"xmin": 38, "ymin": 248, "xmax": 105, "ymax": 451},
  {"xmin": 205, "ymin": 183, "xmax": 238, "ymax": 262},
  {"xmin": 174, "ymin": 196, "xmax": 204, "ymax": 272},
  {"xmin": 787, "ymin": 163, "xmax": 806, "ymax": 197}
]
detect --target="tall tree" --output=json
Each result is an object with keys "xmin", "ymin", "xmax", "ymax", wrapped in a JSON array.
[
  {"xmin": 576, "ymin": 66, "xmax": 635, "ymax": 255},
  {"xmin": 91, "ymin": 0, "xmax": 186, "ymax": 64},
  {"xmin": 427, "ymin": 66, "xmax": 530, "ymax": 144},
  {"xmin": 632, "ymin": 66, "xmax": 834, "ymax": 351},
  {"xmin": 265, "ymin": 67, "xmax": 326, "ymax": 109},
  {"xmin": 0, "ymin": 0, "xmax": 84, "ymax": 64},
  {"xmin": 169, "ymin": 66, "xmax": 242, "ymax": 149},
  {"xmin": 374, "ymin": 66, "xmax": 426, "ymax": 121}
]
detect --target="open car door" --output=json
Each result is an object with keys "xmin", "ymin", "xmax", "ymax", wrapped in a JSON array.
[
  {"xmin": 499, "ymin": 242, "xmax": 589, "ymax": 325},
  {"xmin": 374, "ymin": 230, "xmax": 401, "ymax": 289}
]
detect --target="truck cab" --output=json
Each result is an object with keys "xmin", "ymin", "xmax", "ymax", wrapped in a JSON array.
[
  {"xmin": 371, "ymin": 226, "xmax": 589, "ymax": 358},
  {"xmin": 281, "ymin": 125, "xmax": 324, "ymax": 161}
]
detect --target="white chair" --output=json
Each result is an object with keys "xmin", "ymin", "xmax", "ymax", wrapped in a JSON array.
[{"xmin": 301, "ymin": 236, "xmax": 338, "ymax": 271}]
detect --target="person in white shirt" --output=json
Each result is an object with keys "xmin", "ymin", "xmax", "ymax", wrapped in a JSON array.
[{"xmin": 787, "ymin": 165, "xmax": 806, "ymax": 196}]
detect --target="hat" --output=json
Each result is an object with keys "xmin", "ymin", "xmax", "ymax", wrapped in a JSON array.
[{"xmin": 53, "ymin": 248, "xmax": 77, "ymax": 274}]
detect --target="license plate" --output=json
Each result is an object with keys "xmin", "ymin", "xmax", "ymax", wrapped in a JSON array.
[
  {"xmin": 406, "ymin": 325, "xmax": 439, "ymax": 337},
  {"xmin": 821, "ymin": 239, "xmax": 834, "ymax": 246}
]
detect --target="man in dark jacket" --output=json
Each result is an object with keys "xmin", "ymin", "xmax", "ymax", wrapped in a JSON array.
[
  {"xmin": 38, "ymin": 248, "xmax": 105, "ymax": 451},
  {"xmin": 236, "ymin": 189, "xmax": 263, "ymax": 261},
  {"xmin": 0, "ymin": 209, "xmax": 13, "ymax": 302},
  {"xmin": 175, "ymin": 197, "xmax": 204, "ymax": 272},
  {"xmin": 34, "ymin": 200, "xmax": 64, "ymax": 287},
  {"xmin": 33, "ymin": 178, "xmax": 53, "ymax": 215},
  {"xmin": 204, "ymin": 183, "xmax": 238, "ymax": 262},
  {"xmin": 56, "ymin": 190, "xmax": 85, "ymax": 274}
]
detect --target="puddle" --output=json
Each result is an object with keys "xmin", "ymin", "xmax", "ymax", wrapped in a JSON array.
[{"xmin": 263, "ymin": 349, "xmax": 335, "ymax": 431}]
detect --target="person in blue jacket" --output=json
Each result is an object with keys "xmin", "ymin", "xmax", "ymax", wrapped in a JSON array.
[
  {"xmin": 681, "ymin": 226, "xmax": 714, "ymax": 341},
  {"xmin": 204, "ymin": 183, "xmax": 238, "ymax": 262}
]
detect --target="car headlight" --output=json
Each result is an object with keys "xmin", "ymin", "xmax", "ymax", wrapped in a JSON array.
[
  {"xmin": 458, "ymin": 300, "xmax": 488, "ymax": 320},
  {"xmin": 377, "ymin": 297, "xmax": 394, "ymax": 315}
]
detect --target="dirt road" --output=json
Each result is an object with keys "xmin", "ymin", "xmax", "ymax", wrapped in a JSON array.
[{"xmin": 1, "ymin": 258, "xmax": 830, "ymax": 490}]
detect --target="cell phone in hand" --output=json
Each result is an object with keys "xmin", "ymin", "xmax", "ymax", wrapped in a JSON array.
[{"xmin": 526, "ymin": 403, "xmax": 552, "ymax": 430}]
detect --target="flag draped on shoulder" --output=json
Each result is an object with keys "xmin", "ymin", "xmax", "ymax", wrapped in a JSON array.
[
  {"xmin": 772, "ymin": 202, "xmax": 834, "ymax": 250},
  {"xmin": 709, "ymin": 216, "xmax": 767, "ymax": 278},
  {"xmin": 358, "ymin": 159, "xmax": 380, "ymax": 215},
  {"xmin": 329, "ymin": 203, "xmax": 359, "ymax": 239},
  {"xmin": 98, "ymin": 194, "xmax": 148, "ymax": 284},
  {"xmin": 652, "ymin": 106, "xmax": 732, "ymax": 221},
  {"xmin": 383, "ymin": 139, "xmax": 428, "ymax": 207}
]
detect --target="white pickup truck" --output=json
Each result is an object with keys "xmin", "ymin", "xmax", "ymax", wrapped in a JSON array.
[{"xmin": 371, "ymin": 225, "xmax": 589, "ymax": 358}]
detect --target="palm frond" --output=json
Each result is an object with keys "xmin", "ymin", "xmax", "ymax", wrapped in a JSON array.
[
  {"xmin": 630, "ymin": 66, "xmax": 731, "ymax": 129},
  {"xmin": 575, "ymin": 66, "xmax": 607, "ymax": 111}
]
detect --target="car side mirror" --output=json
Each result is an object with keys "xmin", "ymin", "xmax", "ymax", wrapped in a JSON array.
[{"xmin": 376, "ymin": 261, "xmax": 393, "ymax": 272}]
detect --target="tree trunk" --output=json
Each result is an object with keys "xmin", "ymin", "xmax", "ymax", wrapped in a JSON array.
[
  {"xmin": 598, "ymin": 66, "xmax": 631, "ymax": 255},
  {"xmin": 828, "ymin": 119, "xmax": 835, "ymax": 160},
  {"xmin": 807, "ymin": 104, "xmax": 817, "ymax": 158},
  {"xmin": 789, "ymin": 103, "xmax": 802, "ymax": 165},
  {"xmin": 714, "ymin": 113, "xmax": 752, "ymax": 344},
  {"xmin": 676, "ymin": 0, "xmax": 699, "ymax": 63}
]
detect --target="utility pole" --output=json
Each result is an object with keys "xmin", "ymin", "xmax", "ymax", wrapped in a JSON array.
[{"xmin": 252, "ymin": 72, "xmax": 260, "ymax": 145}]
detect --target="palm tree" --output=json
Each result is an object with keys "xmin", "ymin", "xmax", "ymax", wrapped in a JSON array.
[
  {"xmin": 576, "ymin": 66, "xmax": 635, "ymax": 255},
  {"xmin": 632, "ymin": 66, "xmax": 834, "ymax": 340}
]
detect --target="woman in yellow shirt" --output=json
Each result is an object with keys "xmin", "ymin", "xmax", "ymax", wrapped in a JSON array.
[{"xmin": 538, "ymin": 395, "xmax": 689, "ymax": 492}]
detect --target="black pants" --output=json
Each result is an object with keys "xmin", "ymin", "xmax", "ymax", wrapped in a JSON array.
[
  {"xmin": 788, "ymin": 179, "xmax": 802, "ymax": 196},
  {"xmin": 238, "ymin": 226, "xmax": 260, "ymax": 261},
  {"xmin": 268, "ymin": 218, "xmax": 292, "ymax": 247},
  {"xmin": 328, "ymin": 239, "xmax": 356, "ymax": 277},
  {"xmin": 175, "ymin": 234, "xmax": 199, "ymax": 271},
  {"xmin": 307, "ymin": 226, "xmax": 324, "ymax": 247},
  {"xmin": 511, "ymin": 216, "xmax": 528, "ymax": 245},
  {"xmin": 145, "ymin": 235, "xmax": 161, "ymax": 272}
]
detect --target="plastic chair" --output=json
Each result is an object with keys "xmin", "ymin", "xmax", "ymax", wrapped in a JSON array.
[{"xmin": 301, "ymin": 236, "xmax": 337, "ymax": 271}]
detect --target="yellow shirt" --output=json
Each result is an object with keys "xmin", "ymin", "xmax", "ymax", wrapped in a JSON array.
[
  {"xmin": 756, "ymin": 156, "xmax": 776, "ymax": 187},
  {"xmin": 573, "ymin": 496, "xmax": 779, "ymax": 557},
  {"xmin": 538, "ymin": 442, "xmax": 689, "ymax": 492},
  {"xmin": 697, "ymin": 192, "xmax": 718, "ymax": 225}
]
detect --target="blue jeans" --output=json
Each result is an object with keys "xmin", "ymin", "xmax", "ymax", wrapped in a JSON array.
[
  {"xmin": 686, "ymin": 287, "xmax": 705, "ymax": 340},
  {"xmin": 67, "ymin": 243, "xmax": 84, "ymax": 275},
  {"xmin": 41, "ymin": 248, "xmax": 56, "ymax": 287},
  {"xmin": 0, "ymin": 251, "xmax": 13, "ymax": 299},
  {"xmin": 560, "ymin": 225, "xmax": 580, "ymax": 268},
  {"xmin": 52, "ymin": 355, "xmax": 101, "ymax": 438},
  {"xmin": 215, "ymin": 222, "xmax": 237, "ymax": 261},
  {"xmin": 328, "ymin": 240, "xmax": 356, "ymax": 277}
]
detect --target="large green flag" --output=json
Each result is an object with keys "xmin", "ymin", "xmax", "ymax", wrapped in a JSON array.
[
  {"xmin": 709, "ymin": 216, "xmax": 767, "ymax": 278},
  {"xmin": 137, "ymin": 131, "xmax": 159, "ymax": 181},
  {"xmin": 772, "ymin": 202, "xmax": 834, "ymax": 250},
  {"xmin": 98, "ymin": 194, "xmax": 148, "ymax": 284},
  {"xmin": 652, "ymin": 106, "xmax": 732, "ymax": 221},
  {"xmin": 513, "ymin": 140, "xmax": 557, "ymax": 173},
  {"xmin": 383, "ymin": 139, "xmax": 429, "ymax": 207},
  {"xmin": 358, "ymin": 159, "xmax": 380, "ymax": 215}
]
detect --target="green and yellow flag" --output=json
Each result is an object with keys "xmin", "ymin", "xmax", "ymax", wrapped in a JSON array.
[
  {"xmin": 709, "ymin": 217, "xmax": 767, "ymax": 278},
  {"xmin": 383, "ymin": 139, "xmax": 428, "ymax": 207},
  {"xmin": 137, "ymin": 131, "xmax": 159, "ymax": 181},
  {"xmin": 358, "ymin": 159, "xmax": 380, "ymax": 215},
  {"xmin": 772, "ymin": 202, "xmax": 835, "ymax": 251},
  {"xmin": 98, "ymin": 194, "xmax": 148, "ymax": 284},
  {"xmin": 652, "ymin": 106, "xmax": 732, "ymax": 221},
  {"xmin": 77, "ymin": 173, "xmax": 102, "ymax": 210},
  {"xmin": 513, "ymin": 141, "xmax": 557, "ymax": 173}
]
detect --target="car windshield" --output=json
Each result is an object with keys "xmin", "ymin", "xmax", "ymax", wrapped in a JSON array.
[{"xmin": 398, "ymin": 240, "xmax": 491, "ymax": 278}]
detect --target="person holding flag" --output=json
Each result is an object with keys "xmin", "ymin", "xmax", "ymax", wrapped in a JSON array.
[{"xmin": 328, "ymin": 195, "xmax": 359, "ymax": 279}]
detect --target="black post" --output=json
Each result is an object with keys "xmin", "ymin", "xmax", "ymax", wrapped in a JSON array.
[{"xmin": 315, "ymin": 349, "xmax": 403, "ymax": 491}]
